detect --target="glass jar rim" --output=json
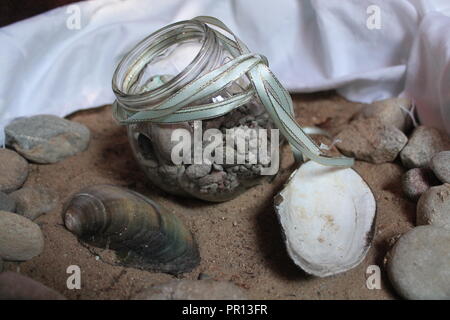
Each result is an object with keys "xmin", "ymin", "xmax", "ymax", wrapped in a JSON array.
[{"xmin": 112, "ymin": 20, "xmax": 218, "ymax": 107}]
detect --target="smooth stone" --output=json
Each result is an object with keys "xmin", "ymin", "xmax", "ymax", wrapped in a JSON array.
[
  {"xmin": 400, "ymin": 126, "xmax": 450, "ymax": 169},
  {"xmin": 0, "ymin": 272, "xmax": 66, "ymax": 300},
  {"xmin": 0, "ymin": 191, "xmax": 16, "ymax": 212},
  {"xmin": 0, "ymin": 149, "xmax": 29, "ymax": 193},
  {"xmin": 9, "ymin": 186, "xmax": 59, "ymax": 220},
  {"xmin": 147, "ymin": 123, "xmax": 193, "ymax": 162},
  {"xmin": 132, "ymin": 279, "xmax": 247, "ymax": 300},
  {"xmin": 417, "ymin": 184, "xmax": 450, "ymax": 230},
  {"xmin": 0, "ymin": 211, "xmax": 44, "ymax": 261},
  {"xmin": 357, "ymin": 97, "xmax": 412, "ymax": 132},
  {"xmin": 185, "ymin": 164, "xmax": 212, "ymax": 179},
  {"xmin": 5, "ymin": 115, "xmax": 90, "ymax": 164},
  {"xmin": 430, "ymin": 151, "xmax": 450, "ymax": 183},
  {"xmin": 336, "ymin": 118, "xmax": 408, "ymax": 164},
  {"xmin": 402, "ymin": 168, "xmax": 440, "ymax": 201},
  {"xmin": 386, "ymin": 226, "xmax": 450, "ymax": 299}
]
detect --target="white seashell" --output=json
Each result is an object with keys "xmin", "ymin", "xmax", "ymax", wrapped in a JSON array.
[{"xmin": 275, "ymin": 161, "xmax": 376, "ymax": 277}]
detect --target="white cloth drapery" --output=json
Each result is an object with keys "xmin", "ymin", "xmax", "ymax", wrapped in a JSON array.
[{"xmin": 1, "ymin": 0, "xmax": 450, "ymax": 144}]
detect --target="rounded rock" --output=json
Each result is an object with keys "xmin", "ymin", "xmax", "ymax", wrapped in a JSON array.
[
  {"xmin": 402, "ymin": 168, "xmax": 440, "ymax": 201},
  {"xmin": 0, "ymin": 149, "xmax": 29, "ymax": 193},
  {"xmin": 386, "ymin": 226, "xmax": 450, "ymax": 299},
  {"xmin": 0, "ymin": 191, "xmax": 16, "ymax": 212},
  {"xmin": 132, "ymin": 279, "xmax": 247, "ymax": 300},
  {"xmin": 0, "ymin": 272, "xmax": 66, "ymax": 300},
  {"xmin": 357, "ymin": 97, "xmax": 412, "ymax": 132},
  {"xmin": 336, "ymin": 118, "xmax": 408, "ymax": 164},
  {"xmin": 430, "ymin": 151, "xmax": 450, "ymax": 183},
  {"xmin": 5, "ymin": 115, "xmax": 90, "ymax": 164},
  {"xmin": 9, "ymin": 186, "xmax": 59, "ymax": 220},
  {"xmin": 400, "ymin": 126, "xmax": 450, "ymax": 168},
  {"xmin": 0, "ymin": 211, "xmax": 44, "ymax": 261},
  {"xmin": 416, "ymin": 184, "xmax": 450, "ymax": 230}
]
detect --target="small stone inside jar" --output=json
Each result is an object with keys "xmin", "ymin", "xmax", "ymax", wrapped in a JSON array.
[{"xmin": 128, "ymin": 99, "xmax": 280, "ymax": 202}]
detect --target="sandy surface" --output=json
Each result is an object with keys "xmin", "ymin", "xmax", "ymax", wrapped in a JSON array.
[{"xmin": 2, "ymin": 92, "xmax": 415, "ymax": 299}]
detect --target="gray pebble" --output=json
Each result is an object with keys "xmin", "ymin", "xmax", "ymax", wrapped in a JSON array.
[
  {"xmin": 9, "ymin": 186, "xmax": 59, "ymax": 220},
  {"xmin": 5, "ymin": 115, "xmax": 90, "ymax": 164},
  {"xmin": 185, "ymin": 164, "xmax": 211, "ymax": 179},
  {"xmin": 336, "ymin": 118, "xmax": 408, "ymax": 164},
  {"xmin": 198, "ymin": 171, "xmax": 226, "ymax": 186},
  {"xmin": 402, "ymin": 168, "xmax": 439, "ymax": 201},
  {"xmin": 0, "ymin": 149, "xmax": 29, "ymax": 193},
  {"xmin": 357, "ymin": 97, "xmax": 412, "ymax": 132},
  {"xmin": 386, "ymin": 226, "xmax": 450, "ymax": 299},
  {"xmin": 430, "ymin": 151, "xmax": 450, "ymax": 183},
  {"xmin": 147, "ymin": 123, "xmax": 193, "ymax": 163},
  {"xmin": 0, "ymin": 211, "xmax": 44, "ymax": 261},
  {"xmin": 0, "ymin": 272, "xmax": 66, "ymax": 300},
  {"xmin": 400, "ymin": 126, "xmax": 450, "ymax": 169},
  {"xmin": 132, "ymin": 279, "xmax": 247, "ymax": 300},
  {"xmin": 417, "ymin": 184, "xmax": 450, "ymax": 230},
  {"xmin": 0, "ymin": 191, "xmax": 16, "ymax": 212}
]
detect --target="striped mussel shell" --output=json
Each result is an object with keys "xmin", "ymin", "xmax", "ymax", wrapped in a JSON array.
[{"xmin": 63, "ymin": 184, "xmax": 200, "ymax": 275}]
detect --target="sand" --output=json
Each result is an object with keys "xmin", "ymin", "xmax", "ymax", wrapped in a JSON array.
[{"xmin": 2, "ymin": 92, "xmax": 414, "ymax": 299}]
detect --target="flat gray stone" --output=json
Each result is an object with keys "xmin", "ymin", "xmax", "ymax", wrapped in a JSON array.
[
  {"xmin": 133, "ymin": 279, "xmax": 247, "ymax": 300},
  {"xmin": 9, "ymin": 186, "xmax": 58, "ymax": 221},
  {"xmin": 0, "ymin": 149, "xmax": 29, "ymax": 193},
  {"xmin": 386, "ymin": 226, "xmax": 450, "ymax": 300},
  {"xmin": 402, "ymin": 168, "xmax": 439, "ymax": 201},
  {"xmin": 400, "ymin": 126, "xmax": 450, "ymax": 168},
  {"xmin": 0, "ymin": 211, "xmax": 44, "ymax": 261},
  {"xmin": 430, "ymin": 151, "xmax": 450, "ymax": 183},
  {"xmin": 0, "ymin": 272, "xmax": 66, "ymax": 300},
  {"xmin": 417, "ymin": 184, "xmax": 450, "ymax": 230},
  {"xmin": 5, "ymin": 115, "xmax": 90, "ymax": 164},
  {"xmin": 0, "ymin": 191, "xmax": 16, "ymax": 212},
  {"xmin": 336, "ymin": 118, "xmax": 408, "ymax": 164}
]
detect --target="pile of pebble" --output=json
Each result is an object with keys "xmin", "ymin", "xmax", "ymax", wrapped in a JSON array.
[
  {"xmin": 130, "ymin": 101, "xmax": 278, "ymax": 202},
  {"xmin": 334, "ymin": 98, "xmax": 450, "ymax": 300},
  {"xmin": 0, "ymin": 114, "xmax": 90, "ymax": 299}
]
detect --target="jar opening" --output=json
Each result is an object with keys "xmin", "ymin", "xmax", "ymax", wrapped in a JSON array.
[{"xmin": 112, "ymin": 20, "xmax": 220, "ymax": 106}]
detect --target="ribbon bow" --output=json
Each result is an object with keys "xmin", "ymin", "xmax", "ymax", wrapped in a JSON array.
[{"xmin": 112, "ymin": 16, "xmax": 354, "ymax": 167}]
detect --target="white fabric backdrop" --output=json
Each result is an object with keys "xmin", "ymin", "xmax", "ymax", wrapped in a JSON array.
[{"xmin": 1, "ymin": 0, "xmax": 450, "ymax": 144}]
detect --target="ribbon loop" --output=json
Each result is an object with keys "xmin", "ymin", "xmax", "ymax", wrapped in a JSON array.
[{"xmin": 112, "ymin": 17, "xmax": 354, "ymax": 167}]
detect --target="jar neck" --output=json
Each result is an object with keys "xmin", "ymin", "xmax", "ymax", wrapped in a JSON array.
[{"xmin": 112, "ymin": 20, "xmax": 224, "ymax": 108}]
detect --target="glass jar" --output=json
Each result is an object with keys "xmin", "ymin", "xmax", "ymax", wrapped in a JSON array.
[{"xmin": 112, "ymin": 19, "xmax": 281, "ymax": 202}]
